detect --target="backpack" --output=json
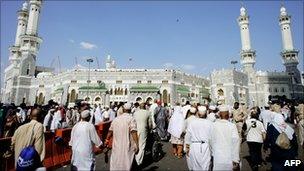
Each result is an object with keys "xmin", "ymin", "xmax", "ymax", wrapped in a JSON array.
[
  {"xmin": 17, "ymin": 124, "xmax": 42, "ymax": 171},
  {"xmin": 275, "ymin": 132, "xmax": 291, "ymax": 150},
  {"xmin": 151, "ymin": 131, "xmax": 164, "ymax": 162}
]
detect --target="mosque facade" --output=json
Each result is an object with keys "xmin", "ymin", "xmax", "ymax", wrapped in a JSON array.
[
  {"xmin": 2, "ymin": 1, "xmax": 303, "ymax": 107},
  {"xmin": 2, "ymin": 0, "xmax": 210, "ymax": 107}
]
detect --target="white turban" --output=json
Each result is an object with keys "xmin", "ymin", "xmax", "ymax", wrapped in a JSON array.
[
  {"xmin": 198, "ymin": 106, "xmax": 207, "ymax": 115},
  {"xmin": 190, "ymin": 107, "xmax": 197, "ymax": 113},
  {"xmin": 219, "ymin": 105, "xmax": 229, "ymax": 112},
  {"xmin": 123, "ymin": 103, "xmax": 132, "ymax": 110},
  {"xmin": 209, "ymin": 105, "xmax": 216, "ymax": 111},
  {"xmin": 81, "ymin": 110, "xmax": 90, "ymax": 118}
]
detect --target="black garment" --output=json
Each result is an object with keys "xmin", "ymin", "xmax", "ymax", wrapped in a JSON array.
[
  {"xmin": 247, "ymin": 141, "xmax": 263, "ymax": 170},
  {"xmin": 264, "ymin": 124, "xmax": 298, "ymax": 170}
]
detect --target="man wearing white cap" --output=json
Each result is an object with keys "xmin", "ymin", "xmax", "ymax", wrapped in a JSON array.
[
  {"xmin": 101, "ymin": 105, "xmax": 110, "ymax": 122},
  {"xmin": 259, "ymin": 104, "xmax": 273, "ymax": 130},
  {"xmin": 69, "ymin": 110, "xmax": 103, "ymax": 170},
  {"xmin": 211, "ymin": 105, "xmax": 240, "ymax": 170},
  {"xmin": 185, "ymin": 106, "xmax": 213, "ymax": 170},
  {"xmin": 106, "ymin": 103, "xmax": 139, "ymax": 170},
  {"xmin": 207, "ymin": 105, "xmax": 217, "ymax": 122}
]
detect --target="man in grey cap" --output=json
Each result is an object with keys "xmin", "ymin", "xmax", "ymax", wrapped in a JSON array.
[
  {"xmin": 106, "ymin": 103, "xmax": 139, "ymax": 170},
  {"xmin": 69, "ymin": 110, "xmax": 102, "ymax": 170}
]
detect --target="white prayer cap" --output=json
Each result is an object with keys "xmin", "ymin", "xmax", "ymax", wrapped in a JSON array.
[
  {"xmin": 103, "ymin": 111, "xmax": 109, "ymax": 118},
  {"xmin": 219, "ymin": 105, "xmax": 229, "ymax": 112},
  {"xmin": 209, "ymin": 105, "xmax": 216, "ymax": 111},
  {"xmin": 81, "ymin": 110, "xmax": 90, "ymax": 118},
  {"xmin": 49, "ymin": 109, "xmax": 56, "ymax": 112},
  {"xmin": 198, "ymin": 106, "xmax": 207, "ymax": 114},
  {"xmin": 104, "ymin": 105, "xmax": 109, "ymax": 108},
  {"xmin": 123, "ymin": 103, "xmax": 132, "ymax": 110},
  {"xmin": 190, "ymin": 107, "xmax": 197, "ymax": 113}
]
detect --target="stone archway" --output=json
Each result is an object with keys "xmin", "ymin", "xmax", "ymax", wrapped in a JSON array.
[
  {"xmin": 85, "ymin": 97, "xmax": 91, "ymax": 102},
  {"xmin": 162, "ymin": 89, "xmax": 168, "ymax": 104},
  {"xmin": 146, "ymin": 97, "xmax": 153, "ymax": 103},
  {"xmin": 136, "ymin": 97, "xmax": 143, "ymax": 103},
  {"xmin": 94, "ymin": 96, "xmax": 102, "ymax": 104},
  {"xmin": 70, "ymin": 89, "xmax": 77, "ymax": 103},
  {"xmin": 38, "ymin": 92, "xmax": 44, "ymax": 105}
]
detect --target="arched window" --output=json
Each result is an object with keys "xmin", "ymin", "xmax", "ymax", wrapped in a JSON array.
[
  {"xmin": 85, "ymin": 97, "xmax": 90, "ymax": 102},
  {"xmin": 146, "ymin": 97, "xmax": 153, "ymax": 103},
  {"xmin": 218, "ymin": 89, "xmax": 224, "ymax": 96},
  {"xmin": 125, "ymin": 88, "xmax": 128, "ymax": 95},
  {"xmin": 136, "ymin": 97, "xmax": 143, "ymax": 102},
  {"xmin": 26, "ymin": 64, "xmax": 30, "ymax": 75}
]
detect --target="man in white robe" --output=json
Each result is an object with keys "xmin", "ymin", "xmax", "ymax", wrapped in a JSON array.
[
  {"xmin": 185, "ymin": 106, "xmax": 213, "ymax": 170},
  {"xmin": 50, "ymin": 107, "xmax": 62, "ymax": 132},
  {"xmin": 43, "ymin": 109, "xmax": 55, "ymax": 132},
  {"xmin": 133, "ymin": 103, "xmax": 153, "ymax": 165},
  {"xmin": 168, "ymin": 104, "xmax": 185, "ymax": 158},
  {"xmin": 182, "ymin": 101, "xmax": 191, "ymax": 119},
  {"xmin": 106, "ymin": 103, "xmax": 139, "ymax": 171},
  {"xmin": 211, "ymin": 105, "xmax": 240, "ymax": 170},
  {"xmin": 207, "ymin": 105, "xmax": 217, "ymax": 122},
  {"xmin": 69, "ymin": 110, "xmax": 102, "ymax": 171},
  {"xmin": 108, "ymin": 105, "xmax": 116, "ymax": 121},
  {"xmin": 259, "ymin": 104, "xmax": 273, "ymax": 130},
  {"xmin": 93, "ymin": 105, "xmax": 103, "ymax": 125},
  {"xmin": 149, "ymin": 99, "xmax": 159, "ymax": 129}
]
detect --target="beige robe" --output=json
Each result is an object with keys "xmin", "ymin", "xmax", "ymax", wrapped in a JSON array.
[
  {"xmin": 109, "ymin": 113, "xmax": 137, "ymax": 170},
  {"xmin": 11, "ymin": 120, "xmax": 45, "ymax": 165},
  {"xmin": 133, "ymin": 109, "xmax": 152, "ymax": 165}
]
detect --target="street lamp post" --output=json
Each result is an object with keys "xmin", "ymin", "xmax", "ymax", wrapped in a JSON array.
[
  {"xmin": 231, "ymin": 60, "xmax": 238, "ymax": 70},
  {"xmin": 288, "ymin": 72, "xmax": 295, "ymax": 100},
  {"xmin": 86, "ymin": 58, "xmax": 94, "ymax": 102}
]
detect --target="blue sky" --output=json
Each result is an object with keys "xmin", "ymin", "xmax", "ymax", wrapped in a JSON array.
[{"xmin": 1, "ymin": 0, "xmax": 303, "ymax": 80}]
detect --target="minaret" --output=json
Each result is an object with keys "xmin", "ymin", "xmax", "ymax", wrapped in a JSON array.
[
  {"xmin": 238, "ymin": 6, "xmax": 256, "ymax": 75},
  {"xmin": 106, "ymin": 55, "xmax": 112, "ymax": 69},
  {"xmin": 15, "ymin": 0, "xmax": 43, "ymax": 104},
  {"xmin": 279, "ymin": 5, "xmax": 301, "ymax": 84},
  {"xmin": 8, "ymin": 1, "xmax": 29, "ymax": 64},
  {"xmin": 26, "ymin": 0, "xmax": 42, "ymax": 35},
  {"xmin": 15, "ymin": 2, "xmax": 29, "ymax": 46}
]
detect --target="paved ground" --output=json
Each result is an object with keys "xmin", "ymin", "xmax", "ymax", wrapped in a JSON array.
[
  {"xmin": 58, "ymin": 139, "xmax": 303, "ymax": 171},
  {"xmin": 58, "ymin": 142, "xmax": 304, "ymax": 171}
]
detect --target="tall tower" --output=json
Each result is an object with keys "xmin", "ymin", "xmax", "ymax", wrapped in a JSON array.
[
  {"xmin": 238, "ymin": 6, "xmax": 256, "ymax": 76},
  {"xmin": 2, "ymin": 0, "xmax": 43, "ymax": 104},
  {"xmin": 279, "ymin": 6, "xmax": 301, "ymax": 84}
]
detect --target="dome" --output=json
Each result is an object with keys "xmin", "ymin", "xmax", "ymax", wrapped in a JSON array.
[
  {"xmin": 37, "ymin": 72, "xmax": 53, "ymax": 78},
  {"xmin": 22, "ymin": 1, "xmax": 28, "ymax": 10},
  {"xmin": 280, "ymin": 6, "xmax": 287, "ymax": 16},
  {"xmin": 240, "ymin": 6, "xmax": 246, "ymax": 16}
]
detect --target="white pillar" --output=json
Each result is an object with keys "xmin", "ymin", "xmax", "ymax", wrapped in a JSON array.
[
  {"xmin": 26, "ymin": 0, "xmax": 42, "ymax": 36},
  {"xmin": 279, "ymin": 6, "xmax": 294, "ymax": 51}
]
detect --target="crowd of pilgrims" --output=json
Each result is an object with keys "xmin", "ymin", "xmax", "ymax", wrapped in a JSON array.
[{"xmin": 0, "ymin": 99, "xmax": 303, "ymax": 171}]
